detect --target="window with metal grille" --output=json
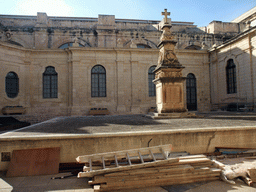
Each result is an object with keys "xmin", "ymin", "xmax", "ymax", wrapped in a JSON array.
[
  {"xmin": 226, "ymin": 59, "xmax": 237, "ymax": 94},
  {"xmin": 91, "ymin": 65, "xmax": 106, "ymax": 97},
  {"xmin": 5, "ymin": 72, "xmax": 19, "ymax": 98},
  {"xmin": 186, "ymin": 73, "xmax": 197, "ymax": 111},
  {"xmin": 148, "ymin": 66, "xmax": 156, "ymax": 97},
  {"xmin": 43, "ymin": 66, "xmax": 58, "ymax": 98}
]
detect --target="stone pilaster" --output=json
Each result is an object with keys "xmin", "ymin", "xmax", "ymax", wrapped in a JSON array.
[{"xmin": 34, "ymin": 12, "xmax": 48, "ymax": 49}]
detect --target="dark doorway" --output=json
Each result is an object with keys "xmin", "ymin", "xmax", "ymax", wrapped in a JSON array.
[{"xmin": 186, "ymin": 73, "xmax": 197, "ymax": 111}]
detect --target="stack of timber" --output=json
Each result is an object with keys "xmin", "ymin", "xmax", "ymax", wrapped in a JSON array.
[
  {"xmin": 207, "ymin": 147, "xmax": 256, "ymax": 160},
  {"xmin": 76, "ymin": 144, "xmax": 222, "ymax": 191}
]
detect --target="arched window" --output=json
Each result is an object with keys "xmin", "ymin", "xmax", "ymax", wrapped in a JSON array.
[
  {"xmin": 5, "ymin": 72, "xmax": 19, "ymax": 98},
  {"xmin": 58, "ymin": 42, "xmax": 85, "ymax": 49},
  {"xmin": 91, "ymin": 65, "xmax": 106, "ymax": 97},
  {"xmin": 148, "ymin": 66, "xmax": 156, "ymax": 97},
  {"xmin": 43, "ymin": 66, "xmax": 58, "ymax": 98},
  {"xmin": 185, "ymin": 45, "xmax": 201, "ymax": 50},
  {"xmin": 226, "ymin": 59, "xmax": 237, "ymax": 94},
  {"xmin": 186, "ymin": 73, "xmax": 197, "ymax": 111}
]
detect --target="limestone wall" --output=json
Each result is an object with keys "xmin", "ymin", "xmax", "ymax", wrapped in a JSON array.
[
  {"xmin": 1, "ymin": 126, "xmax": 256, "ymax": 171},
  {"xmin": 209, "ymin": 28, "xmax": 256, "ymax": 109},
  {"xmin": 0, "ymin": 41, "xmax": 210, "ymax": 117},
  {"xmin": 0, "ymin": 44, "xmax": 27, "ymax": 108},
  {"xmin": 207, "ymin": 21, "xmax": 239, "ymax": 34}
]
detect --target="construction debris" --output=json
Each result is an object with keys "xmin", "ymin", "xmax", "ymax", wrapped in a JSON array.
[
  {"xmin": 76, "ymin": 144, "xmax": 222, "ymax": 191},
  {"xmin": 208, "ymin": 147, "xmax": 256, "ymax": 186}
]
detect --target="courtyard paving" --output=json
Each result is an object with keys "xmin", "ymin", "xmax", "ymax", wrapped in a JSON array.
[{"xmin": 1, "ymin": 111, "xmax": 256, "ymax": 138}]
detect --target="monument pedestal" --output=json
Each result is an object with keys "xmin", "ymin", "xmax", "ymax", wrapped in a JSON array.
[
  {"xmin": 152, "ymin": 9, "xmax": 197, "ymax": 119},
  {"xmin": 154, "ymin": 67, "xmax": 187, "ymax": 114}
]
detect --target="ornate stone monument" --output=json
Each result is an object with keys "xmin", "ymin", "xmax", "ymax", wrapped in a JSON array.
[{"xmin": 154, "ymin": 9, "xmax": 192, "ymax": 118}]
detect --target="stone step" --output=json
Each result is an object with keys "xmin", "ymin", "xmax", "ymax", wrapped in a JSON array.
[
  {"xmin": 153, "ymin": 116, "xmax": 181, "ymax": 119},
  {"xmin": 151, "ymin": 112, "xmax": 199, "ymax": 119}
]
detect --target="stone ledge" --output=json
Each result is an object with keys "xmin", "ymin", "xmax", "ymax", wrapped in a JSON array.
[
  {"xmin": 1, "ymin": 126, "xmax": 256, "ymax": 141},
  {"xmin": 150, "ymin": 112, "xmax": 201, "ymax": 119}
]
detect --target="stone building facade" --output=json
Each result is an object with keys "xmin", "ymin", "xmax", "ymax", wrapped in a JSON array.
[
  {"xmin": 0, "ymin": 7, "xmax": 255, "ymax": 118},
  {"xmin": 209, "ymin": 7, "xmax": 256, "ymax": 110}
]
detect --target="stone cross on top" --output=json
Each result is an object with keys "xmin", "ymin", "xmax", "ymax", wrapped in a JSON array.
[{"xmin": 161, "ymin": 9, "xmax": 170, "ymax": 24}]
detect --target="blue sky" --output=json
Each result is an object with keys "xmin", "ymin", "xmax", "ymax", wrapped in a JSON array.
[{"xmin": 0, "ymin": 0, "xmax": 255, "ymax": 27}]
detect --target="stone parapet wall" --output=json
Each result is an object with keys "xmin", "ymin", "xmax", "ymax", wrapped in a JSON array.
[
  {"xmin": 1, "ymin": 126, "xmax": 256, "ymax": 171},
  {"xmin": 0, "ymin": 12, "xmax": 237, "ymax": 50}
]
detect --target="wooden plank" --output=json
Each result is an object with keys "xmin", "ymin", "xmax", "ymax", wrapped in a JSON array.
[
  {"xmin": 78, "ymin": 157, "xmax": 179, "ymax": 177},
  {"xmin": 169, "ymin": 158, "xmax": 210, "ymax": 166},
  {"xmin": 178, "ymin": 155, "xmax": 207, "ymax": 159},
  {"xmin": 104, "ymin": 164, "xmax": 194, "ymax": 177},
  {"xmin": 76, "ymin": 144, "xmax": 172, "ymax": 163},
  {"xmin": 104, "ymin": 172, "xmax": 220, "ymax": 187},
  {"xmin": 103, "ymin": 168, "xmax": 219, "ymax": 183},
  {"xmin": 100, "ymin": 177, "xmax": 219, "ymax": 191},
  {"xmin": 99, "ymin": 175, "xmax": 219, "ymax": 191},
  {"xmin": 6, "ymin": 147, "xmax": 60, "ymax": 177},
  {"xmin": 90, "ymin": 167, "xmax": 221, "ymax": 185}
]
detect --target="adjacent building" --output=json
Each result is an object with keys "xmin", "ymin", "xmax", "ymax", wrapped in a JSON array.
[{"xmin": 0, "ymin": 7, "xmax": 255, "ymax": 120}]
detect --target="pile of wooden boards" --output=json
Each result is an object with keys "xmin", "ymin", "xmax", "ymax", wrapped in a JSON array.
[
  {"xmin": 76, "ymin": 144, "xmax": 222, "ymax": 191},
  {"xmin": 208, "ymin": 147, "xmax": 256, "ymax": 160}
]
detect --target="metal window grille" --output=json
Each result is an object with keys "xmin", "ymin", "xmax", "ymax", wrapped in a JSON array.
[
  {"xmin": 5, "ymin": 72, "xmax": 19, "ymax": 98},
  {"xmin": 226, "ymin": 59, "xmax": 237, "ymax": 94},
  {"xmin": 186, "ymin": 73, "xmax": 197, "ymax": 111},
  {"xmin": 148, "ymin": 66, "xmax": 156, "ymax": 97},
  {"xmin": 43, "ymin": 66, "xmax": 58, "ymax": 98},
  {"xmin": 91, "ymin": 65, "xmax": 106, "ymax": 97}
]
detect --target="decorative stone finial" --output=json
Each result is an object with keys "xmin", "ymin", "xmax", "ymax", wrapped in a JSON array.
[
  {"xmin": 161, "ymin": 9, "xmax": 170, "ymax": 24},
  {"xmin": 156, "ymin": 9, "xmax": 182, "ymax": 69},
  {"xmin": 160, "ymin": 9, "xmax": 172, "ymax": 41}
]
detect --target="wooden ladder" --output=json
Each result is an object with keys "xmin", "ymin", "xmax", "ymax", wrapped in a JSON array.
[{"xmin": 76, "ymin": 144, "xmax": 175, "ymax": 178}]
